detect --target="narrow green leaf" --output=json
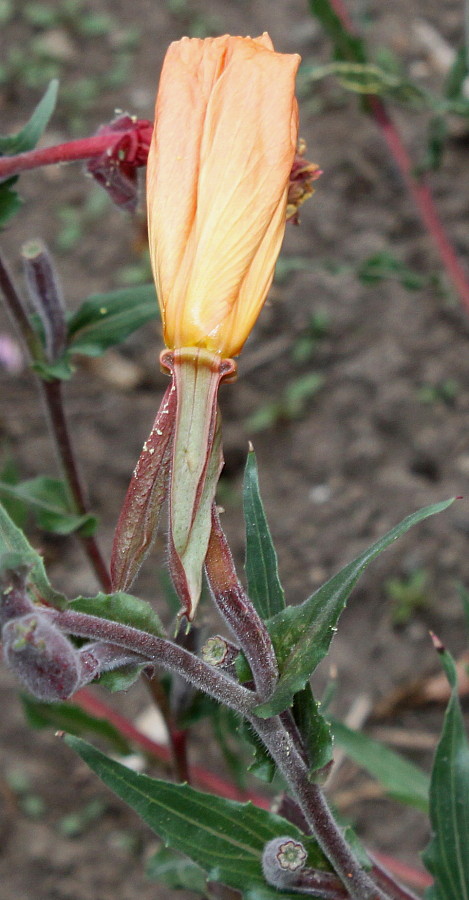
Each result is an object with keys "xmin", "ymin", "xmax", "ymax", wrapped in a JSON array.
[
  {"xmin": 66, "ymin": 736, "xmax": 326, "ymax": 894},
  {"xmin": 243, "ymin": 450, "xmax": 285, "ymax": 619},
  {"xmin": 256, "ymin": 499, "xmax": 454, "ymax": 716},
  {"xmin": 0, "ymin": 81, "xmax": 59, "ymax": 228},
  {"xmin": 308, "ymin": 0, "xmax": 367, "ymax": 63},
  {"xmin": 331, "ymin": 719, "xmax": 429, "ymax": 812},
  {"xmin": 69, "ymin": 591, "xmax": 164, "ymax": 638},
  {"xmin": 357, "ymin": 251, "xmax": 427, "ymax": 290},
  {"xmin": 0, "ymin": 501, "xmax": 65, "ymax": 607},
  {"xmin": 20, "ymin": 695, "xmax": 131, "ymax": 755},
  {"xmin": 293, "ymin": 687, "xmax": 333, "ymax": 779},
  {"xmin": 146, "ymin": 846, "xmax": 207, "ymax": 893},
  {"xmin": 243, "ymin": 723, "xmax": 276, "ymax": 783},
  {"xmin": 423, "ymin": 646, "xmax": 469, "ymax": 899},
  {"xmin": 418, "ymin": 116, "xmax": 447, "ymax": 173},
  {"xmin": 444, "ymin": 47, "xmax": 468, "ymax": 100},
  {"xmin": 0, "ymin": 457, "xmax": 27, "ymax": 528},
  {"xmin": 31, "ymin": 355, "xmax": 75, "ymax": 381},
  {"xmin": 456, "ymin": 583, "xmax": 469, "ymax": 635},
  {"xmin": 210, "ymin": 706, "xmax": 249, "ymax": 792},
  {"xmin": 0, "ymin": 476, "xmax": 97, "ymax": 535},
  {"xmin": 98, "ymin": 664, "xmax": 145, "ymax": 692},
  {"xmin": 0, "ymin": 178, "xmax": 22, "ymax": 228},
  {"xmin": 0, "ymin": 80, "xmax": 59, "ymax": 154},
  {"xmin": 306, "ymin": 61, "xmax": 426, "ymax": 103},
  {"xmin": 245, "ymin": 888, "xmax": 301, "ymax": 900},
  {"xmin": 67, "ymin": 284, "xmax": 158, "ymax": 356}
]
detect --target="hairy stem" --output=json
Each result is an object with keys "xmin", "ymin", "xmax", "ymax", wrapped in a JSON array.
[
  {"xmin": 252, "ymin": 715, "xmax": 391, "ymax": 900},
  {"xmin": 283, "ymin": 870, "xmax": 348, "ymax": 900},
  {"xmin": 48, "ymin": 606, "xmax": 397, "ymax": 898},
  {"xmin": 205, "ymin": 504, "xmax": 278, "ymax": 701},
  {"xmin": 43, "ymin": 607, "xmax": 257, "ymax": 718}
]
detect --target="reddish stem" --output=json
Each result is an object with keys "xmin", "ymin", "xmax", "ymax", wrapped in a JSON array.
[
  {"xmin": 0, "ymin": 126, "xmax": 152, "ymax": 180},
  {"xmin": 323, "ymin": 0, "xmax": 469, "ymax": 314},
  {"xmin": 368, "ymin": 96, "xmax": 469, "ymax": 314},
  {"xmin": 371, "ymin": 853, "xmax": 431, "ymax": 892},
  {"xmin": 369, "ymin": 855, "xmax": 422, "ymax": 900},
  {"xmin": 74, "ymin": 687, "xmax": 267, "ymax": 804},
  {"xmin": 0, "ymin": 134, "xmax": 115, "ymax": 178},
  {"xmin": 41, "ymin": 379, "xmax": 112, "ymax": 592},
  {"xmin": 0, "ymin": 253, "xmax": 111, "ymax": 591},
  {"xmin": 73, "ymin": 691, "xmax": 431, "ymax": 892},
  {"xmin": 145, "ymin": 670, "xmax": 190, "ymax": 784}
]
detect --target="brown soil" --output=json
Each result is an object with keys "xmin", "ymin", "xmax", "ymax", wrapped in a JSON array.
[{"xmin": 1, "ymin": 1, "xmax": 469, "ymax": 897}]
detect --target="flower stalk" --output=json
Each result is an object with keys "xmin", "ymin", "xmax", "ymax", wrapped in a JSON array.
[
  {"xmin": 0, "ymin": 118, "xmax": 152, "ymax": 181},
  {"xmin": 0, "ymin": 252, "xmax": 111, "ymax": 590}
]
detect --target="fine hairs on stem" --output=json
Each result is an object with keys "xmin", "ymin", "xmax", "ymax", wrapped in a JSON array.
[{"xmin": 40, "ymin": 598, "xmax": 392, "ymax": 900}]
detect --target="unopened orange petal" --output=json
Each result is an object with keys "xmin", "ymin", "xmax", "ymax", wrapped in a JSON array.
[{"xmin": 147, "ymin": 34, "xmax": 301, "ymax": 357}]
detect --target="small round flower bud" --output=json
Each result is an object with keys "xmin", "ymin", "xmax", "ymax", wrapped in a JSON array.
[
  {"xmin": 262, "ymin": 836, "xmax": 307, "ymax": 889},
  {"xmin": 201, "ymin": 635, "xmax": 237, "ymax": 668},
  {"xmin": 2, "ymin": 613, "xmax": 82, "ymax": 701}
]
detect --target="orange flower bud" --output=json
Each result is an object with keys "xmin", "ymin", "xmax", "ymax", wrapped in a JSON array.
[{"xmin": 147, "ymin": 33, "xmax": 300, "ymax": 358}]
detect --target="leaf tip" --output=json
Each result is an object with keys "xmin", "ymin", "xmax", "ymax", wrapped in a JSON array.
[{"xmin": 430, "ymin": 630, "xmax": 445, "ymax": 654}]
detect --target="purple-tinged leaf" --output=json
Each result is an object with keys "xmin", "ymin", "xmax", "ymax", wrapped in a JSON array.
[{"xmin": 111, "ymin": 381, "xmax": 176, "ymax": 590}]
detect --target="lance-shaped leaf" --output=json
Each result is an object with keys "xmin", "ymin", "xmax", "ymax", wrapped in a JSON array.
[
  {"xmin": 423, "ymin": 642, "xmax": 469, "ymax": 899},
  {"xmin": 0, "ymin": 80, "xmax": 59, "ymax": 229},
  {"xmin": 243, "ymin": 449, "xmax": 285, "ymax": 619},
  {"xmin": 293, "ymin": 686, "xmax": 333, "ymax": 780},
  {"xmin": 111, "ymin": 382, "xmax": 176, "ymax": 590},
  {"xmin": 146, "ymin": 846, "xmax": 207, "ymax": 894},
  {"xmin": 331, "ymin": 719, "xmax": 429, "ymax": 812},
  {"xmin": 69, "ymin": 591, "xmax": 165, "ymax": 637},
  {"xmin": 21, "ymin": 695, "xmax": 131, "ymax": 756},
  {"xmin": 168, "ymin": 349, "xmax": 235, "ymax": 620},
  {"xmin": 0, "ymin": 476, "xmax": 97, "ymax": 536},
  {"xmin": 67, "ymin": 284, "xmax": 158, "ymax": 357},
  {"xmin": 0, "ymin": 80, "xmax": 59, "ymax": 155},
  {"xmin": 308, "ymin": 0, "xmax": 366, "ymax": 63},
  {"xmin": 66, "ymin": 735, "xmax": 326, "ymax": 896},
  {"xmin": 69, "ymin": 591, "xmax": 164, "ymax": 638},
  {"xmin": 0, "ymin": 501, "xmax": 65, "ymax": 608},
  {"xmin": 256, "ymin": 498, "xmax": 454, "ymax": 716}
]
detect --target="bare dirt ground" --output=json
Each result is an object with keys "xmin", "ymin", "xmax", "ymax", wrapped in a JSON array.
[{"xmin": 1, "ymin": 0, "xmax": 469, "ymax": 897}]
